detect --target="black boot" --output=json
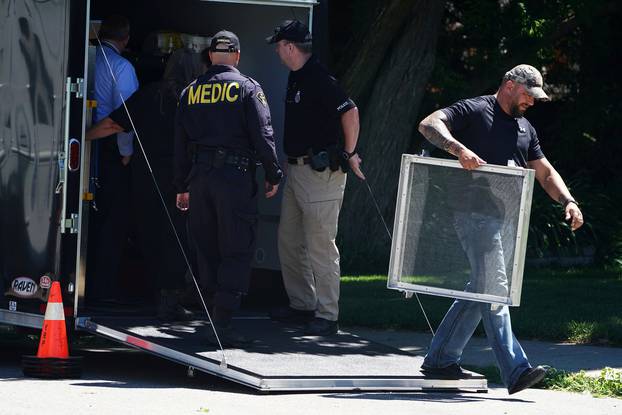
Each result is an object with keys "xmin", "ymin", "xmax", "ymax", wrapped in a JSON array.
[
  {"xmin": 421, "ymin": 363, "xmax": 473, "ymax": 379},
  {"xmin": 270, "ymin": 306, "xmax": 315, "ymax": 324},
  {"xmin": 508, "ymin": 366, "xmax": 548, "ymax": 394},
  {"xmin": 206, "ymin": 325, "xmax": 251, "ymax": 348},
  {"xmin": 304, "ymin": 317, "xmax": 339, "ymax": 336},
  {"xmin": 206, "ymin": 307, "xmax": 251, "ymax": 348},
  {"xmin": 157, "ymin": 289, "xmax": 195, "ymax": 321}
]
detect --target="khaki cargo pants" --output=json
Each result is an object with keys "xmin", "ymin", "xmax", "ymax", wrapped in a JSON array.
[{"xmin": 278, "ymin": 163, "xmax": 347, "ymax": 321}]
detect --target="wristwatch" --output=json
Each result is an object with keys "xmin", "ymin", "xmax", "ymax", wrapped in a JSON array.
[{"xmin": 342, "ymin": 150, "xmax": 357, "ymax": 160}]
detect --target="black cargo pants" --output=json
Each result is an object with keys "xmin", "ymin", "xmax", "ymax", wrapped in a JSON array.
[
  {"xmin": 87, "ymin": 156, "xmax": 130, "ymax": 302},
  {"xmin": 187, "ymin": 163, "xmax": 258, "ymax": 327},
  {"xmin": 131, "ymin": 151, "xmax": 188, "ymax": 291}
]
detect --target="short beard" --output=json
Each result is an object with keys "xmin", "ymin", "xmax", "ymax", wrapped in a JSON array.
[{"xmin": 509, "ymin": 103, "xmax": 525, "ymax": 118}]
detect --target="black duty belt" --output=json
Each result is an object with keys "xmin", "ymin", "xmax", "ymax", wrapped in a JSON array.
[
  {"xmin": 287, "ymin": 156, "xmax": 311, "ymax": 165},
  {"xmin": 195, "ymin": 151, "xmax": 251, "ymax": 170}
]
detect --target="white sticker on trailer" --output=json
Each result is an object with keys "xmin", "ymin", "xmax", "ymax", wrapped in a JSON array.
[
  {"xmin": 39, "ymin": 275, "xmax": 52, "ymax": 289},
  {"xmin": 8, "ymin": 277, "xmax": 38, "ymax": 298}
]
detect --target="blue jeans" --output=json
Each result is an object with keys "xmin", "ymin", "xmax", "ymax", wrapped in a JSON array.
[{"xmin": 423, "ymin": 212, "xmax": 531, "ymax": 387}]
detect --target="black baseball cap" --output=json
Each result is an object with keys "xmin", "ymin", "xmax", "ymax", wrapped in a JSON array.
[
  {"xmin": 209, "ymin": 30, "xmax": 240, "ymax": 53},
  {"xmin": 266, "ymin": 20, "xmax": 312, "ymax": 44}
]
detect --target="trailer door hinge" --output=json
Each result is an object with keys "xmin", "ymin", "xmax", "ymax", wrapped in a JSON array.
[
  {"xmin": 63, "ymin": 213, "xmax": 79, "ymax": 234},
  {"xmin": 68, "ymin": 78, "xmax": 85, "ymax": 99}
]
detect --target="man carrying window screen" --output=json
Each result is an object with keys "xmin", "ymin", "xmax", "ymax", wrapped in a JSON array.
[{"xmin": 417, "ymin": 64, "xmax": 583, "ymax": 394}]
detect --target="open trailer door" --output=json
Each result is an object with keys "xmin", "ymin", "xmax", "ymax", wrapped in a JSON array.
[
  {"xmin": 0, "ymin": 0, "xmax": 89, "ymax": 329},
  {"xmin": 73, "ymin": 0, "xmax": 319, "ymax": 312},
  {"xmin": 71, "ymin": 0, "xmax": 487, "ymax": 393}
]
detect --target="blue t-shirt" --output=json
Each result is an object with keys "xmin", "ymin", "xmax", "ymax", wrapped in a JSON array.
[
  {"xmin": 441, "ymin": 95, "xmax": 544, "ymax": 168},
  {"xmin": 94, "ymin": 41, "xmax": 139, "ymax": 156}
]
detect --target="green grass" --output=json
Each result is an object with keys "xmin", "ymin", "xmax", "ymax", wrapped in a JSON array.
[
  {"xmin": 400, "ymin": 272, "xmax": 470, "ymax": 292},
  {"xmin": 340, "ymin": 267, "xmax": 622, "ymax": 346},
  {"xmin": 462, "ymin": 364, "xmax": 622, "ymax": 398},
  {"xmin": 542, "ymin": 368, "xmax": 622, "ymax": 398}
]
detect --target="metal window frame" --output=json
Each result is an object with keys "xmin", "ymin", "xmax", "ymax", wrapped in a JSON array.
[{"xmin": 387, "ymin": 155, "xmax": 535, "ymax": 306}]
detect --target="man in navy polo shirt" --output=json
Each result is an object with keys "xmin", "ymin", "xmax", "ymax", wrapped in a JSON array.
[
  {"xmin": 417, "ymin": 64, "xmax": 584, "ymax": 394},
  {"xmin": 266, "ymin": 20, "xmax": 364, "ymax": 336}
]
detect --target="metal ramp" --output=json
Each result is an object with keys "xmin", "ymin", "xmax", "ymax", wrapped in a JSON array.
[{"xmin": 76, "ymin": 315, "xmax": 487, "ymax": 392}]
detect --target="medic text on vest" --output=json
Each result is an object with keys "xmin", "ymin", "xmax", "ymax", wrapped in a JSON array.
[{"xmin": 187, "ymin": 82, "xmax": 240, "ymax": 105}]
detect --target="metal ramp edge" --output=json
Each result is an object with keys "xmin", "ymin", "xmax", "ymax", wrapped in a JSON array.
[
  {"xmin": 76, "ymin": 316, "xmax": 262, "ymax": 389},
  {"xmin": 75, "ymin": 317, "xmax": 488, "ymax": 393},
  {"xmin": 0, "ymin": 310, "xmax": 44, "ymax": 329}
]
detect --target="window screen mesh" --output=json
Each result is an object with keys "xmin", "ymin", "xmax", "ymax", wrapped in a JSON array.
[{"xmin": 388, "ymin": 157, "xmax": 533, "ymax": 305}]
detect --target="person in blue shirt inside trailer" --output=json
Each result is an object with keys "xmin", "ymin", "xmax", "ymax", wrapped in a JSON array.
[
  {"xmin": 87, "ymin": 15, "xmax": 139, "ymax": 306},
  {"xmin": 86, "ymin": 48, "xmax": 205, "ymax": 320},
  {"xmin": 94, "ymin": 15, "xmax": 139, "ymax": 162}
]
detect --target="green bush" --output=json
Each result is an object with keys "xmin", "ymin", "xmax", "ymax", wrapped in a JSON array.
[{"xmin": 527, "ymin": 174, "xmax": 622, "ymax": 266}]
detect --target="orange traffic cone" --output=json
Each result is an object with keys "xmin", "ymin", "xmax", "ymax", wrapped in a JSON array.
[{"xmin": 22, "ymin": 281, "xmax": 82, "ymax": 378}]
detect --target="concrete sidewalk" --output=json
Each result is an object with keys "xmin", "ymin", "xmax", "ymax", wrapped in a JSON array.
[{"xmin": 349, "ymin": 328, "xmax": 622, "ymax": 376}]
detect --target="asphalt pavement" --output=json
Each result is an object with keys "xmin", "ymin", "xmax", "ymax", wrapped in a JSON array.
[
  {"xmin": 351, "ymin": 328, "xmax": 622, "ymax": 376},
  {"xmin": 0, "ymin": 327, "xmax": 620, "ymax": 415}
]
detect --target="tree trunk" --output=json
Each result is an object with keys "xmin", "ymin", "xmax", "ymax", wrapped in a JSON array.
[
  {"xmin": 339, "ymin": 0, "xmax": 416, "ymax": 104},
  {"xmin": 338, "ymin": 0, "xmax": 445, "ymax": 272}
]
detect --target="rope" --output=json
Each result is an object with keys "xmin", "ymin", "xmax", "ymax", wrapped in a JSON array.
[{"xmin": 362, "ymin": 175, "xmax": 435, "ymax": 336}]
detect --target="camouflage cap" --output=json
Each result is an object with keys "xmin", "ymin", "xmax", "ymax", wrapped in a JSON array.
[{"xmin": 503, "ymin": 64, "xmax": 549, "ymax": 101}]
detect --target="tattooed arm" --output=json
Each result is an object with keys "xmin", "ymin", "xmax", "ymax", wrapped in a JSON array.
[{"xmin": 418, "ymin": 110, "xmax": 486, "ymax": 170}]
